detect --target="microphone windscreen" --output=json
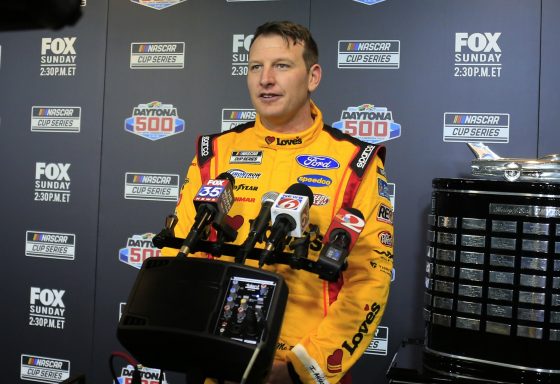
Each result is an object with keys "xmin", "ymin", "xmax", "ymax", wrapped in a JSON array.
[
  {"xmin": 216, "ymin": 172, "xmax": 235, "ymax": 187},
  {"xmin": 285, "ymin": 183, "xmax": 314, "ymax": 206},
  {"xmin": 261, "ymin": 191, "xmax": 279, "ymax": 204}
]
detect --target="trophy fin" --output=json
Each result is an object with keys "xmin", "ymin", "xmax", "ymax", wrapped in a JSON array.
[{"xmin": 467, "ymin": 142, "xmax": 501, "ymax": 160}]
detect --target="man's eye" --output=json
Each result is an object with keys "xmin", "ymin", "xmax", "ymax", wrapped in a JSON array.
[
  {"xmin": 276, "ymin": 63, "xmax": 289, "ymax": 69},
  {"xmin": 249, "ymin": 64, "xmax": 262, "ymax": 71}
]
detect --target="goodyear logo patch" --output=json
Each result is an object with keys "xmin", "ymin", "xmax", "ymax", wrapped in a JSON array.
[
  {"xmin": 333, "ymin": 104, "xmax": 401, "ymax": 144},
  {"xmin": 125, "ymin": 101, "xmax": 185, "ymax": 141}
]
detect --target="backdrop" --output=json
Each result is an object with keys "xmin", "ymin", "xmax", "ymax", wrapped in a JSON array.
[{"xmin": 0, "ymin": 0, "xmax": 558, "ymax": 383}]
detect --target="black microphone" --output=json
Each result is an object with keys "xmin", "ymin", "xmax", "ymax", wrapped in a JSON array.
[
  {"xmin": 316, "ymin": 207, "xmax": 366, "ymax": 281},
  {"xmin": 237, "ymin": 191, "xmax": 279, "ymax": 263},
  {"xmin": 177, "ymin": 172, "xmax": 235, "ymax": 258},
  {"xmin": 259, "ymin": 183, "xmax": 314, "ymax": 267}
]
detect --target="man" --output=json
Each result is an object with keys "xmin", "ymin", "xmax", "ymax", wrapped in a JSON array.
[{"xmin": 164, "ymin": 21, "xmax": 393, "ymax": 383}]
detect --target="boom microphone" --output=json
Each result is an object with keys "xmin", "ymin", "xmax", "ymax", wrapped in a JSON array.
[
  {"xmin": 259, "ymin": 183, "xmax": 313, "ymax": 267},
  {"xmin": 317, "ymin": 207, "xmax": 366, "ymax": 281},
  {"xmin": 177, "ymin": 172, "xmax": 235, "ymax": 258},
  {"xmin": 237, "ymin": 191, "xmax": 279, "ymax": 263}
]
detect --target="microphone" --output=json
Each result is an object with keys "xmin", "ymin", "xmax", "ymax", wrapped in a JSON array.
[
  {"xmin": 237, "ymin": 191, "xmax": 279, "ymax": 263},
  {"xmin": 177, "ymin": 172, "xmax": 235, "ymax": 258},
  {"xmin": 259, "ymin": 183, "xmax": 313, "ymax": 267},
  {"xmin": 316, "ymin": 207, "xmax": 366, "ymax": 281}
]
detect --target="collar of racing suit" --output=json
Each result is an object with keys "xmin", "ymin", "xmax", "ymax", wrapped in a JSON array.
[{"xmin": 253, "ymin": 100, "xmax": 323, "ymax": 149}]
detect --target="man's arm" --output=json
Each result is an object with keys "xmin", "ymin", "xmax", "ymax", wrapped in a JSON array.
[{"xmin": 286, "ymin": 155, "xmax": 394, "ymax": 383}]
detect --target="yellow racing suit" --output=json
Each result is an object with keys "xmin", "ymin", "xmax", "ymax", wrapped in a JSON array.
[{"xmin": 162, "ymin": 101, "xmax": 394, "ymax": 384}]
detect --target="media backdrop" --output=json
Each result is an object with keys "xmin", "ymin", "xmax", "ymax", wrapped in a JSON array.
[{"xmin": 0, "ymin": 0, "xmax": 558, "ymax": 383}]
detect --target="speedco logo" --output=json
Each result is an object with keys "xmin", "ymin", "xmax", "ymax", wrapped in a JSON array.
[
  {"xmin": 221, "ymin": 108, "xmax": 255, "ymax": 132},
  {"xmin": 125, "ymin": 101, "xmax": 185, "ymax": 141},
  {"xmin": 130, "ymin": 42, "xmax": 185, "ymax": 69},
  {"xmin": 333, "ymin": 104, "xmax": 401, "ymax": 144},
  {"xmin": 338, "ymin": 40, "xmax": 400, "ymax": 69},
  {"xmin": 21, "ymin": 354, "xmax": 70, "ymax": 383},
  {"xmin": 296, "ymin": 155, "xmax": 339, "ymax": 170},
  {"xmin": 119, "ymin": 233, "xmax": 161, "ymax": 269},
  {"xmin": 130, "ymin": 0, "xmax": 186, "ymax": 10},
  {"xmin": 119, "ymin": 365, "xmax": 167, "ymax": 384},
  {"xmin": 31, "ymin": 106, "xmax": 81, "ymax": 133},
  {"xmin": 297, "ymin": 175, "xmax": 332, "ymax": 188},
  {"xmin": 454, "ymin": 32, "xmax": 502, "ymax": 78}
]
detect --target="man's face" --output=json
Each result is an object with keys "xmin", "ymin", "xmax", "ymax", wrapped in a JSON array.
[{"xmin": 247, "ymin": 34, "xmax": 321, "ymax": 132}]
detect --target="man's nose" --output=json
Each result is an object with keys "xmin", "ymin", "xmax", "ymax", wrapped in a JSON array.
[{"xmin": 259, "ymin": 66, "xmax": 274, "ymax": 86}]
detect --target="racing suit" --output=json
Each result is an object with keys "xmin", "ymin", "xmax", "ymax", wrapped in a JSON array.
[{"xmin": 162, "ymin": 101, "xmax": 394, "ymax": 384}]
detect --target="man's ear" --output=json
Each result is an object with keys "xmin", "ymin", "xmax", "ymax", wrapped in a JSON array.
[{"xmin": 308, "ymin": 63, "xmax": 322, "ymax": 93}]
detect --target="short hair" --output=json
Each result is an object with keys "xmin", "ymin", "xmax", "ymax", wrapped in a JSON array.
[{"xmin": 250, "ymin": 20, "xmax": 319, "ymax": 70}]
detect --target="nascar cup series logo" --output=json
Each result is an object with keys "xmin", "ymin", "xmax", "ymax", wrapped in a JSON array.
[
  {"xmin": 443, "ymin": 112, "xmax": 510, "ymax": 143},
  {"xmin": 31, "ymin": 106, "xmax": 81, "ymax": 133},
  {"xmin": 125, "ymin": 101, "xmax": 185, "ymax": 141},
  {"xmin": 34, "ymin": 162, "xmax": 71, "ymax": 203},
  {"xmin": 131, "ymin": 0, "xmax": 185, "ymax": 10},
  {"xmin": 119, "ymin": 233, "xmax": 161, "ymax": 269},
  {"xmin": 232, "ymin": 34, "xmax": 253, "ymax": 76},
  {"xmin": 40, "ymin": 37, "xmax": 77, "ymax": 76},
  {"xmin": 25, "ymin": 231, "xmax": 76, "ymax": 261},
  {"xmin": 130, "ymin": 42, "xmax": 185, "ymax": 69},
  {"xmin": 221, "ymin": 108, "xmax": 256, "ymax": 132},
  {"xmin": 454, "ymin": 32, "xmax": 502, "ymax": 78},
  {"xmin": 364, "ymin": 326, "xmax": 389, "ymax": 356},
  {"xmin": 124, "ymin": 172, "xmax": 180, "ymax": 201},
  {"xmin": 338, "ymin": 40, "xmax": 400, "ymax": 69},
  {"xmin": 20, "ymin": 354, "xmax": 70, "ymax": 383},
  {"xmin": 119, "ymin": 365, "xmax": 167, "ymax": 384},
  {"xmin": 333, "ymin": 104, "xmax": 401, "ymax": 144},
  {"xmin": 29, "ymin": 287, "xmax": 66, "ymax": 330}
]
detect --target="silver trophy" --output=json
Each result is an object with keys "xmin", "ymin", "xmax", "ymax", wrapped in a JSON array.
[{"xmin": 467, "ymin": 142, "xmax": 560, "ymax": 182}]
